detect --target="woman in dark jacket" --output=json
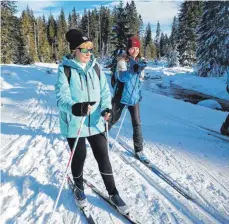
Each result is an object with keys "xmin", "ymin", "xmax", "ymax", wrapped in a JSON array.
[
  {"xmin": 220, "ymin": 71, "xmax": 229, "ymax": 136},
  {"xmin": 109, "ymin": 36, "xmax": 148, "ymax": 161}
]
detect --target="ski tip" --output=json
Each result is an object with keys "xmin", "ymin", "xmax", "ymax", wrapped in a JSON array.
[{"xmin": 125, "ymin": 213, "xmax": 142, "ymax": 224}]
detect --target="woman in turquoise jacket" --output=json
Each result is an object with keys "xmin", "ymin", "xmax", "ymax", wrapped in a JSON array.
[{"xmin": 55, "ymin": 29, "xmax": 128, "ymax": 214}]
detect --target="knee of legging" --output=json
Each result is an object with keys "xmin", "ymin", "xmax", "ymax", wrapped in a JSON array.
[
  {"xmin": 94, "ymin": 151, "xmax": 109, "ymax": 162},
  {"xmin": 71, "ymin": 156, "xmax": 86, "ymax": 171},
  {"xmin": 73, "ymin": 149, "xmax": 86, "ymax": 159}
]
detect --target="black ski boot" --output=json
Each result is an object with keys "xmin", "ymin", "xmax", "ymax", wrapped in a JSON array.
[
  {"xmin": 74, "ymin": 186, "xmax": 87, "ymax": 208},
  {"xmin": 135, "ymin": 151, "xmax": 150, "ymax": 163},
  {"xmin": 220, "ymin": 122, "xmax": 229, "ymax": 136},
  {"xmin": 109, "ymin": 194, "xmax": 129, "ymax": 215}
]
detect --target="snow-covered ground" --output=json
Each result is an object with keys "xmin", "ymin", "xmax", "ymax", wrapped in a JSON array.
[{"xmin": 1, "ymin": 62, "xmax": 229, "ymax": 224}]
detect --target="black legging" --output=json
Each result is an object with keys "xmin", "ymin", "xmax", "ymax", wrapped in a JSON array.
[
  {"xmin": 224, "ymin": 114, "xmax": 229, "ymax": 129},
  {"xmin": 109, "ymin": 97, "xmax": 143, "ymax": 152},
  {"xmin": 67, "ymin": 133, "xmax": 118, "ymax": 195}
]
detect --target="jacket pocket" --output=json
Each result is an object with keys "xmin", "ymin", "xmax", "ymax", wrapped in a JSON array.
[
  {"xmin": 60, "ymin": 112, "xmax": 71, "ymax": 125},
  {"xmin": 60, "ymin": 112, "xmax": 68, "ymax": 124}
]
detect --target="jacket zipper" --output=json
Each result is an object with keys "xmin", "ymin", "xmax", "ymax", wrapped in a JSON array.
[
  {"xmin": 85, "ymin": 75, "xmax": 91, "ymax": 136},
  {"xmin": 79, "ymin": 74, "xmax": 83, "ymax": 90},
  {"xmin": 88, "ymin": 72, "xmax": 95, "ymax": 89}
]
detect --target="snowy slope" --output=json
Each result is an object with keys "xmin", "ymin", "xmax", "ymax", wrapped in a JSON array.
[{"xmin": 1, "ymin": 63, "xmax": 229, "ymax": 224}]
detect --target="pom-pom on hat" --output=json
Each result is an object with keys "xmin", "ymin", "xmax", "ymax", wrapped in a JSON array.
[{"xmin": 65, "ymin": 29, "xmax": 90, "ymax": 50}]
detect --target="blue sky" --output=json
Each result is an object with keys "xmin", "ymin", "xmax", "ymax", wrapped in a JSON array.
[{"xmin": 16, "ymin": 0, "xmax": 182, "ymax": 36}]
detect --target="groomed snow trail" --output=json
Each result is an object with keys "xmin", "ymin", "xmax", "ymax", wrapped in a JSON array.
[{"xmin": 1, "ymin": 64, "xmax": 228, "ymax": 224}]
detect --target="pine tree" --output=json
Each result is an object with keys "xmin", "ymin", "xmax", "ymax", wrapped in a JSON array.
[
  {"xmin": 160, "ymin": 32, "xmax": 166, "ymax": 57},
  {"xmin": 89, "ymin": 9, "xmax": 99, "ymax": 56},
  {"xmin": 70, "ymin": 7, "xmax": 79, "ymax": 29},
  {"xmin": 110, "ymin": 1, "xmax": 131, "ymax": 48},
  {"xmin": 100, "ymin": 6, "xmax": 112, "ymax": 56},
  {"xmin": 37, "ymin": 16, "xmax": 51, "ymax": 62},
  {"xmin": 139, "ymin": 36, "xmax": 144, "ymax": 56},
  {"xmin": 109, "ymin": 1, "xmax": 131, "ymax": 75},
  {"xmin": 1, "ymin": 1, "xmax": 18, "ymax": 63},
  {"xmin": 47, "ymin": 13, "xmax": 57, "ymax": 60},
  {"xmin": 145, "ymin": 42, "xmax": 156, "ymax": 60},
  {"xmin": 155, "ymin": 21, "xmax": 161, "ymax": 58},
  {"xmin": 125, "ymin": 0, "xmax": 139, "ymax": 36},
  {"xmin": 20, "ymin": 8, "xmax": 35, "ymax": 63},
  {"xmin": 167, "ymin": 16, "xmax": 179, "ymax": 67},
  {"xmin": 56, "ymin": 8, "xmax": 68, "ymax": 59},
  {"xmin": 1, "ymin": 1, "xmax": 33, "ymax": 64},
  {"xmin": 196, "ymin": 1, "xmax": 229, "ymax": 77},
  {"xmin": 80, "ymin": 9, "xmax": 89, "ymax": 36},
  {"xmin": 14, "ymin": 21, "xmax": 33, "ymax": 64},
  {"xmin": 170, "ymin": 16, "xmax": 179, "ymax": 50},
  {"xmin": 144, "ymin": 23, "xmax": 152, "ymax": 47},
  {"xmin": 12, "ymin": 14, "xmax": 33, "ymax": 64},
  {"xmin": 28, "ymin": 8, "xmax": 39, "ymax": 61},
  {"xmin": 68, "ymin": 13, "xmax": 72, "ymax": 30},
  {"xmin": 150, "ymin": 41, "xmax": 157, "ymax": 59},
  {"xmin": 177, "ymin": 1, "xmax": 203, "ymax": 66},
  {"xmin": 68, "ymin": 7, "xmax": 80, "ymax": 29},
  {"xmin": 138, "ymin": 15, "xmax": 144, "ymax": 36},
  {"xmin": 164, "ymin": 34, "xmax": 170, "ymax": 56},
  {"xmin": 144, "ymin": 23, "xmax": 153, "ymax": 58}
]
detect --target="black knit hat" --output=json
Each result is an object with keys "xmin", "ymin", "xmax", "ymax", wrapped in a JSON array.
[{"xmin": 65, "ymin": 29, "xmax": 90, "ymax": 50}]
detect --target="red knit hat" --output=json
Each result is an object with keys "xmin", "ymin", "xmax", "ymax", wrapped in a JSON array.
[{"xmin": 127, "ymin": 36, "xmax": 140, "ymax": 49}]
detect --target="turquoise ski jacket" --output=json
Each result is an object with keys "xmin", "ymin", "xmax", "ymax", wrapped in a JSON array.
[{"xmin": 55, "ymin": 55, "xmax": 111, "ymax": 137}]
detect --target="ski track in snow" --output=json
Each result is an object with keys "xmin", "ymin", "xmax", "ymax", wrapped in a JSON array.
[
  {"xmin": 1, "ymin": 64, "xmax": 229, "ymax": 224},
  {"xmin": 115, "ymin": 137, "xmax": 228, "ymax": 224}
]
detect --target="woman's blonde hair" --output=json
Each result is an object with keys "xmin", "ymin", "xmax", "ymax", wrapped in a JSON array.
[{"xmin": 78, "ymin": 41, "xmax": 93, "ymax": 49}]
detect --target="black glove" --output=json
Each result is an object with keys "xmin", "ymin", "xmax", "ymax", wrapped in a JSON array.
[
  {"xmin": 133, "ymin": 64, "xmax": 139, "ymax": 73},
  {"xmin": 138, "ymin": 59, "xmax": 147, "ymax": 70},
  {"xmin": 101, "ymin": 108, "xmax": 112, "ymax": 117},
  {"xmin": 72, "ymin": 102, "xmax": 96, "ymax": 116},
  {"xmin": 139, "ymin": 61, "xmax": 147, "ymax": 67}
]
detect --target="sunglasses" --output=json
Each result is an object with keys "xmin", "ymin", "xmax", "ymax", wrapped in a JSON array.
[{"xmin": 77, "ymin": 48, "xmax": 93, "ymax": 53}]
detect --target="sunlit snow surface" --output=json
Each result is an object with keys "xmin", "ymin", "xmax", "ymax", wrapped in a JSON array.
[{"xmin": 1, "ymin": 62, "xmax": 228, "ymax": 224}]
